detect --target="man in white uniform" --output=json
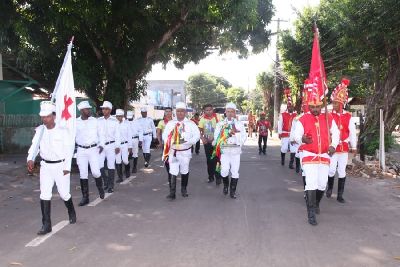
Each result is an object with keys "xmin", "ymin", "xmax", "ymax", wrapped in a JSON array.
[
  {"xmin": 162, "ymin": 102, "xmax": 200, "ymax": 200},
  {"xmin": 213, "ymin": 103, "xmax": 247, "ymax": 199},
  {"xmin": 126, "ymin": 110, "xmax": 142, "ymax": 174},
  {"xmin": 115, "ymin": 109, "xmax": 132, "ymax": 182},
  {"xmin": 75, "ymin": 101, "xmax": 104, "ymax": 206},
  {"xmin": 98, "ymin": 101, "xmax": 120, "ymax": 193},
  {"xmin": 27, "ymin": 101, "xmax": 76, "ymax": 235},
  {"xmin": 137, "ymin": 107, "xmax": 156, "ymax": 167}
]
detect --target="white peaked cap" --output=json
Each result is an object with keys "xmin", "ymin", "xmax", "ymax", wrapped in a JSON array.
[
  {"xmin": 175, "ymin": 102, "xmax": 187, "ymax": 110},
  {"xmin": 77, "ymin": 100, "xmax": 92, "ymax": 110},
  {"xmin": 39, "ymin": 101, "xmax": 56, "ymax": 116},
  {"xmin": 115, "ymin": 109, "xmax": 124, "ymax": 116},
  {"xmin": 140, "ymin": 107, "xmax": 148, "ymax": 112},
  {"xmin": 126, "ymin": 111, "xmax": 134, "ymax": 119},
  {"xmin": 225, "ymin": 102, "xmax": 236, "ymax": 110},
  {"xmin": 100, "ymin": 101, "xmax": 112, "ymax": 109}
]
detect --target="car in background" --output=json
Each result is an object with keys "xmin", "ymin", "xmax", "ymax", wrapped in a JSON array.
[{"xmin": 237, "ymin": 115, "xmax": 249, "ymax": 132}]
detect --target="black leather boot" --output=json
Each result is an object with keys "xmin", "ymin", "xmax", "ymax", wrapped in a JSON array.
[
  {"xmin": 37, "ymin": 200, "xmax": 52, "ymax": 235},
  {"xmin": 133, "ymin": 157, "xmax": 138, "ymax": 173},
  {"xmin": 295, "ymin": 157, "xmax": 301, "ymax": 173},
  {"xmin": 302, "ymin": 176, "xmax": 306, "ymax": 199},
  {"xmin": 166, "ymin": 175, "xmax": 176, "ymax": 200},
  {"xmin": 337, "ymin": 177, "xmax": 346, "ymax": 203},
  {"xmin": 215, "ymin": 173, "xmax": 222, "ymax": 186},
  {"xmin": 78, "ymin": 179, "xmax": 89, "ymax": 206},
  {"xmin": 181, "ymin": 173, "xmax": 189, "ymax": 197},
  {"xmin": 230, "ymin": 178, "xmax": 238, "ymax": 199},
  {"xmin": 315, "ymin": 190, "xmax": 324, "ymax": 214},
  {"xmin": 95, "ymin": 177, "xmax": 105, "ymax": 199},
  {"xmin": 326, "ymin": 176, "xmax": 335, "ymax": 198},
  {"xmin": 116, "ymin": 164, "xmax": 123, "ymax": 183},
  {"xmin": 101, "ymin": 168, "xmax": 108, "ymax": 190},
  {"xmin": 306, "ymin": 190, "xmax": 317, "ymax": 226},
  {"xmin": 207, "ymin": 175, "xmax": 215, "ymax": 183},
  {"xmin": 289, "ymin": 153, "xmax": 295, "ymax": 169},
  {"xmin": 144, "ymin": 153, "xmax": 150, "ymax": 167},
  {"xmin": 222, "ymin": 176, "xmax": 229, "ymax": 195},
  {"xmin": 281, "ymin": 153, "xmax": 285, "ymax": 166},
  {"xmin": 125, "ymin": 163, "xmax": 130, "ymax": 178},
  {"xmin": 64, "ymin": 197, "xmax": 76, "ymax": 224},
  {"xmin": 108, "ymin": 169, "xmax": 115, "ymax": 193}
]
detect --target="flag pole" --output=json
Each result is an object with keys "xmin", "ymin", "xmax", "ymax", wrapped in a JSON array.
[{"xmin": 314, "ymin": 23, "xmax": 331, "ymax": 145}]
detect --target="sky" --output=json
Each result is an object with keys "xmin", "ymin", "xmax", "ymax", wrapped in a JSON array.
[{"xmin": 145, "ymin": 0, "xmax": 320, "ymax": 89}]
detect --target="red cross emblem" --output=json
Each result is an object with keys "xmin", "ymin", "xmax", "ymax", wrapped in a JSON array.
[{"xmin": 61, "ymin": 95, "xmax": 73, "ymax": 120}]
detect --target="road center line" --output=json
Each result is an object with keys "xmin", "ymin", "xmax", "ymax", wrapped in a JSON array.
[
  {"xmin": 120, "ymin": 175, "xmax": 137, "ymax": 185},
  {"xmin": 25, "ymin": 220, "xmax": 69, "ymax": 247},
  {"xmin": 87, "ymin": 192, "xmax": 112, "ymax": 207}
]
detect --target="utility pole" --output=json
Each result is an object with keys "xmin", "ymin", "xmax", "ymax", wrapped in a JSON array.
[{"xmin": 272, "ymin": 18, "xmax": 288, "ymax": 132}]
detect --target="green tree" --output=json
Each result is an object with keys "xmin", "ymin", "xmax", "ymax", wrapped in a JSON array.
[
  {"xmin": 224, "ymin": 86, "xmax": 246, "ymax": 111},
  {"xmin": 186, "ymin": 73, "xmax": 229, "ymax": 111},
  {"xmin": 2, "ymin": 0, "xmax": 274, "ymax": 108},
  {"xmin": 256, "ymin": 71, "xmax": 275, "ymax": 121}
]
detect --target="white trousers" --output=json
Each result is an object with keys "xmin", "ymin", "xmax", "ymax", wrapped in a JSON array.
[
  {"xmin": 329, "ymin": 153, "xmax": 348, "ymax": 178},
  {"xmin": 303, "ymin": 163, "xmax": 329, "ymax": 191},
  {"xmin": 142, "ymin": 134, "xmax": 152, "ymax": 153},
  {"xmin": 281, "ymin": 137, "xmax": 297, "ymax": 153},
  {"xmin": 99, "ymin": 143, "xmax": 116, "ymax": 170},
  {"xmin": 220, "ymin": 153, "xmax": 241, "ymax": 179},
  {"xmin": 76, "ymin": 146, "xmax": 101, "ymax": 179},
  {"xmin": 40, "ymin": 161, "xmax": 71, "ymax": 201},
  {"xmin": 131, "ymin": 138, "xmax": 139, "ymax": 158},
  {"xmin": 116, "ymin": 143, "xmax": 129, "ymax": 165},
  {"xmin": 169, "ymin": 150, "xmax": 191, "ymax": 176}
]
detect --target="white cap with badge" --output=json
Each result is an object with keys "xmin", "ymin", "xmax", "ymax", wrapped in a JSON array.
[
  {"xmin": 225, "ymin": 102, "xmax": 236, "ymax": 110},
  {"xmin": 175, "ymin": 102, "xmax": 187, "ymax": 110},
  {"xmin": 140, "ymin": 107, "xmax": 148, "ymax": 112},
  {"xmin": 100, "ymin": 101, "xmax": 113, "ymax": 110},
  {"xmin": 126, "ymin": 111, "xmax": 134, "ymax": 119},
  {"xmin": 77, "ymin": 100, "xmax": 92, "ymax": 110},
  {"xmin": 115, "ymin": 109, "xmax": 124, "ymax": 116},
  {"xmin": 39, "ymin": 101, "xmax": 56, "ymax": 116}
]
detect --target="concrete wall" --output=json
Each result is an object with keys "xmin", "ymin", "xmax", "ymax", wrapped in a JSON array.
[{"xmin": 0, "ymin": 127, "xmax": 35, "ymax": 153}]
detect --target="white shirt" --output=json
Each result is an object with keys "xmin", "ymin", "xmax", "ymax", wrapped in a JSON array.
[
  {"xmin": 213, "ymin": 118, "xmax": 247, "ymax": 153},
  {"xmin": 118, "ymin": 119, "xmax": 132, "ymax": 148},
  {"xmin": 27, "ymin": 124, "xmax": 74, "ymax": 171},
  {"xmin": 76, "ymin": 116, "xmax": 99, "ymax": 146},
  {"xmin": 162, "ymin": 118, "xmax": 200, "ymax": 150},
  {"xmin": 137, "ymin": 117, "xmax": 156, "ymax": 138},
  {"xmin": 97, "ymin": 116, "xmax": 121, "ymax": 148},
  {"xmin": 127, "ymin": 119, "xmax": 143, "ymax": 141}
]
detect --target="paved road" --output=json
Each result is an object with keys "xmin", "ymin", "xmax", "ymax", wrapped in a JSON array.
[{"xmin": 1, "ymin": 137, "xmax": 400, "ymax": 267}]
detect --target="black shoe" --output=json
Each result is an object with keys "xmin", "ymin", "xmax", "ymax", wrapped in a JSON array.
[
  {"xmin": 262, "ymin": 150, "xmax": 266, "ymax": 155},
  {"xmin": 108, "ymin": 169, "xmax": 115, "ymax": 193},
  {"xmin": 259, "ymin": 150, "xmax": 262, "ymax": 155},
  {"xmin": 207, "ymin": 175, "xmax": 215, "ymax": 183},
  {"xmin": 316, "ymin": 190, "xmax": 324, "ymax": 214},
  {"xmin": 78, "ymin": 179, "xmax": 89, "ymax": 206},
  {"xmin": 37, "ymin": 200, "xmax": 52, "ymax": 235},
  {"xmin": 337, "ymin": 177, "xmax": 346, "ymax": 203},
  {"xmin": 326, "ymin": 176, "xmax": 335, "ymax": 198},
  {"xmin": 101, "ymin": 168, "xmax": 109, "ymax": 190},
  {"xmin": 125, "ymin": 163, "xmax": 130, "ymax": 178},
  {"xmin": 64, "ymin": 198, "xmax": 76, "ymax": 224},
  {"xmin": 95, "ymin": 177, "xmax": 105, "ymax": 199},
  {"xmin": 132, "ymin": 157, "xmax": 138, "ymax": 173},
  {"xmin": 306, "ymin": 190, "xmax": 317, "ymax": 226},
  {"xmin": 289, "ymin": 153, "xmax": 295, "ymax": 169},
  {"xmin": 166, "ymin": 175, "xmax": 176, "ymax": 200},
  {"xmin": 281, "ymin": 153, "xmax": 285, "ymax": 166},
  {"xmin": 116, "ymin": 164, "xmax": 123, "ymax": 183},
  {"xmin": 230, "ymin": 178, "xmax": 238, "ymax": 199},
  {"xmin": 222, "ymin": 176, "xmax": 229, "ymax": 195},
  {"xmin": 181, "ymin": 173, "xmax": 189, "ymax": 197},
  {"xmin": 295, "ymin": 157, "xmax": 301, "ymax": 173}
]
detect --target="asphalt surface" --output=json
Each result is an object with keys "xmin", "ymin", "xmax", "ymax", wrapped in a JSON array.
[{"xmin": 1, "ymin": 137, "xmax": 400, "ymax": 267}]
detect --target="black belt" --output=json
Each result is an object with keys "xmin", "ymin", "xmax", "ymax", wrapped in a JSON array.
[
  {"xmin": 43, "ymin": 159, "xmax": 65, "ymax": 164},
  {"xmin": 77, "ymin": 144, "xmax": 97, "ymax": 149},
  {"xmin": 172, "ymin": 147, "xmax": 192, "ymax": 157},
  {"xmin": 143, "ymin": 132, "xmax": 152, "ymax": 136},
  {"xmin": 132, "ymin": 136, "xmax": 139, "ymax": 139},
  {"xmin": 105, "ymin": 141, "xmax": 115, "ymax": 145},
  {"xmin": 121, "ymin": 141, "xmax": 128, "ymax": 144}
]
